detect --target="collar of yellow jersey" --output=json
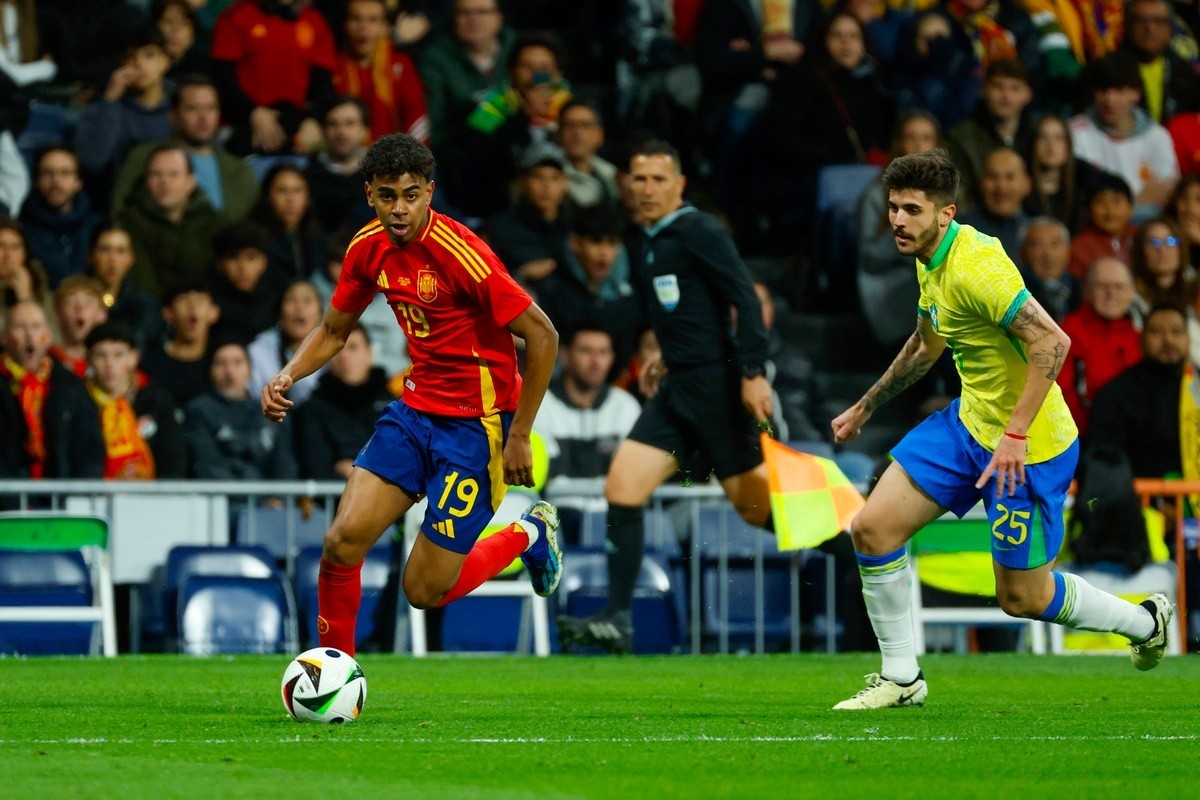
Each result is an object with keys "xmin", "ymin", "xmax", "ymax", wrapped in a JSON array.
[{"xmin": 921, "ymin": 219, "xmax": 960, "ymax": 272}]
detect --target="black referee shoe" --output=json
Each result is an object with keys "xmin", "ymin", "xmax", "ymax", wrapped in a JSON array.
[{"xmin": 557, "ymin": 610, "xmax": 633, "ymax": 654}]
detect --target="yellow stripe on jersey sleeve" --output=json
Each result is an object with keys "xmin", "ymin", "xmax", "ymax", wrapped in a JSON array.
[
  {"xmin": 431, "ymin": 222, "xmax": 492, "ymax": 281},
  {"xmin": 347, "ymin": 219, "xmax": 384, "ymax": 251},
  {"xmin": 430, "ymin": 229, "xmax": 486, "ymax": 281}
]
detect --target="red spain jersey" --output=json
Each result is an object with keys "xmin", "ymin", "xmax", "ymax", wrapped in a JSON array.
[{"xmin": 331, "ymin": 210, "xmax": 532, "ymax": 418}]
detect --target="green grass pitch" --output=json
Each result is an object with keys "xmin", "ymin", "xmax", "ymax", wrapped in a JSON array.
[{"xmin": 2, "ymin": 653, "xmax": 1195, "ymax": 799}]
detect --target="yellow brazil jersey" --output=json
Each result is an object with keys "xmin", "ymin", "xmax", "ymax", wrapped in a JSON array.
[{"xmin": 916, "ymin": 221, "xmax": 1078, "ymax": 463}]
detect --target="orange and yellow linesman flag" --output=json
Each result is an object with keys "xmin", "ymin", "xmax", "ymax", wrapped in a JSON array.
[{"xmin": 761, "ymin": 434, "xmax": 865, "ymax": 551}]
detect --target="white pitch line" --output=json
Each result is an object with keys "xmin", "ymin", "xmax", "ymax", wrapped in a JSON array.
[{"xmin": 4, "ymin": 734, "xmax": 1198, "ymax": 746}]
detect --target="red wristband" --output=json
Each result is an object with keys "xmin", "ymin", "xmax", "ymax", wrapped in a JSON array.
[{"xmin": 1004, "ymin": 431, "xmax": 1028, "ymax": 441}]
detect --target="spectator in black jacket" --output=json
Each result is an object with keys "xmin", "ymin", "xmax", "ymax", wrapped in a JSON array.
[
  {"xmin": 140, "ymin": 279, "xmax": 219, "ymax": 408},
  {"xmin": 484, "ymin": 141, "xmax": 572, "ymax": 285},
  {"xmin": 295, "ymin": 324, "xmax": 394, "ymax": 481},
  {"xmin": 185, "ymin": 340, "xmax": 297, "ymax": 480},
  {"xmin": 87, "ymin": 225, "xmax": 161, "ymax": 349},
  {"xmin": 84, "ymin": 321, "xmax": 186, "ymax": 479},
  {"xmin": 209, "ymin": 220, "xmax": 288, "ymax": 346},
  {"xmin": 1122, "ymin": 0, "xmax": 1200, "ymax": 123},
  {"xmin": 304, "ymin": 96, "xmax": 375, "ymax": 233},
  {"xmin": 0, "ymin": 300, "xmax": 104, "ymax": 479},
  {"xmin": 252, "ymin": 164, "xmax": 328, "ymax": 281},
  {"xmin": 19, "ymin": 146, "xmax": 102, "ymax": 289}
]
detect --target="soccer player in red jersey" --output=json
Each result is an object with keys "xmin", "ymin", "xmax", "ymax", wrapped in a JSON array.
[{"xmin": 260, "ymin": 134, "xmax": 561, "ymax": 655}]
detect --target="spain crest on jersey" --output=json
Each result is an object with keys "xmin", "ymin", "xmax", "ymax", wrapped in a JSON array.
[{"xmin": 417, "ymin": 270, "xmax": 438, "ymax": 302}]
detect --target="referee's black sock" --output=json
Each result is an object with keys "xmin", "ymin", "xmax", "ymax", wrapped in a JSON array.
[{"xmin": 603, "ymin": 504, "xmax": 645, "ymax": 614}]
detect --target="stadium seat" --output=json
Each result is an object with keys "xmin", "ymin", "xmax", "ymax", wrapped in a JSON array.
[
  {"xmin": 294, "ymin": 545, "xmax": 392, "ymax": 649},
  {"xmin": 158, "ymin": 545, "xmax": 277, "ymax": 648},
  {"xmin": 908, "ymin": 515, "xmax": 1048, "ymax": 654},
  {"xmin": 695, "ymin": 504, "xmax": 795, "ymax": 651},
  {"xmin": 578, "ymin": 507, "xmax": 679, "ymax": 555},
  {"xmin": 559, "ymin": 549, "xmax": 683, "ymax": 654},
  {"xmin": 0, "ymin": 513, "xmax": 117, "ymax": 657},
  {"xmin": 833, "ymin": 451, "xmax": 877, "ymax": 489},
  {"xmin": 178, "ymin": 574, "xmax": 298, "ymax": 655},
  {"xmin": 235, "ymin": 505, "xmax": 330, "ymax": 560}
]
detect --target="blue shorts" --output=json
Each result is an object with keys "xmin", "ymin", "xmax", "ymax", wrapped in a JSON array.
[
  {"xmin": 354, "ymin": 401, "xmax": 512, "ymax": 555},
  {"xmin": 890, "ymin": 398, "xmax": 1079, "ymax": 570}
]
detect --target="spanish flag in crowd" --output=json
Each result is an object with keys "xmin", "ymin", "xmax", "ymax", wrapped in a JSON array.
[{"xmin": 761, "ymin": 434, "xmax": 865, "ymax": 551}]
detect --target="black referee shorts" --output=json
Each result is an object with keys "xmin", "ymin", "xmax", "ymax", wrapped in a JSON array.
[{"xmin": 626, "ymin": 364, "xmax": 763, "ymax": 481}]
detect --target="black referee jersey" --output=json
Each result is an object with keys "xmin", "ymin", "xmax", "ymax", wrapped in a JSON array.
[{"xmin": 631, "ymin": 205, "xmax": 769, "ymax": 377}]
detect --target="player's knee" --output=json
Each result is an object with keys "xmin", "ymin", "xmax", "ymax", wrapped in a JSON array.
[
  {"xmin": 402, "ymin": 576, "xmax": 443, "ymax": 610},
  {"xmin": 605, "ymin": 474, "xmax": 644, "ymax": 507},
  {"xmin": 849, "ymin": 513, "xmax": 886, "ymax": 554},
  {"xmin": 996, "ymin": 586, "xmax": 1044, "ymax": 619},
  {"xmin": 322, "ymin": 524, "xmax": 365, "ymax": 566}
]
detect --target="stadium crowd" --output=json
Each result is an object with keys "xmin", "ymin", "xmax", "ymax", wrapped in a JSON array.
[{"xmin": 0, "ymin": 0, "xmax": 1196, "ymax": 603}]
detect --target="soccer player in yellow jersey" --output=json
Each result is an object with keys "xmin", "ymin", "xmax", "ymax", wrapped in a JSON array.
[{"xmin": 830, "ymin": 151, "xmax": 1174, "ymax": 710}]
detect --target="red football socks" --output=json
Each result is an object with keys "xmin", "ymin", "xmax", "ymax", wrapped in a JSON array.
[
  {"xmin": 438, "ymin": 524, "xmax": 529, "ymax": 606},
  {"xmin": 317, "ymin": 558, "xmax": 363, "ymax": 655}
]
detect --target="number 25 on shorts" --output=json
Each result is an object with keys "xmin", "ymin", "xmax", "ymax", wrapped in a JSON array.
[{"xmin": 991, "ymin": 503, "xmax": 1029, "ymax": 546}]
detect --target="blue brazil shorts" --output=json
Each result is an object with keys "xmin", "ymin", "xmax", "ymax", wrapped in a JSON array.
[
  {"xmin": 890, "ymin": 398, "xmax": 1079, "ymax": 569},
  {"xmin": 355, "ymin": 400, "xmax": 512, "ymax": 554}
]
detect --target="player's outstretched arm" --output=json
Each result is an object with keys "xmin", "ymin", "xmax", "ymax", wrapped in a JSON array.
[
  {"xmin": 832, "ymin": 315, "xmax": 946, "ymax": 443},
  {"xmin": 261, "ymin": 305, "xmax": 363, "ymax": 422},
  {"xmin": 504, "ymin": 302, "xmax": 559, "ymax": 486},
  {"xmin": 976, "ymin": 295, "xmax": 1070, "ymax": 497}
]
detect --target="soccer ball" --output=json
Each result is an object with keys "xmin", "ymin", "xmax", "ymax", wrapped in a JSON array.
[{"xmin": 280, "ymin": 647, "xmax": 367, "ymax": 723}]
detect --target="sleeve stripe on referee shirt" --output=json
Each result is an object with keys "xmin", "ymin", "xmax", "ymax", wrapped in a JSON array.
[{"xmin": 430, "ymin": 223, "xmax": 492, "ymax": 282}]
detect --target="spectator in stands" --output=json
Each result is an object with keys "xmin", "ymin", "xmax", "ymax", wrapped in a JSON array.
[
  {"xmin": 1068, "ymin": 173, "xmax": 1136, "ymax": 278},
  {"xmin": 957, "ymin": 147, "xmax": 1032, "ymax": 257},
  {"xmin": 531, "ymin": 203, "xmax": 638, "ymax": 375},
  {"xmin": 1023, "ymin": 113, "xmax": 1107, "ymax": 235},
  {"xmin": 251, "ymin": 164, "xmax": 326, "ymax": 280},
  {"xmin": 209, "ymin": 0, "xmax": 337, "ymax": 155},
  {"xmin": 1129, "ymin": 217, "xmax": 1192, "ymax": 317},
  {"xmin": 87, "ymin": 225, "xmax": 160, "ymax": 349},
  {"xmin": 766, "ymin": 9, "xmax": 894, "ymax": 234},
  {"xmin": 113, "ymin": 74, "xmax": 259, "ymax": 221},
  {"xmin": 946, "ymin": 59, "xmax": 1034, "ymax": 211},
  {"xmin": 1165, "ymin": 175, "xmax": 1200, "ymax": 266},
  {"xmin": 532, "ymin": 320, "xmax": 642, "ymax": 545},
  {"xmin": 304, "ymin": 97, "xmax": 374, "ymax": 233},
  {"xmin": 334, "ymin": 0, "xmax": 429, "ymax": 145},
  {"xmin": 857, "ymin": 110, "xmax": 941, "ymax": 348},
  {"xmin": 50, "ymin": 276, "xmax": 109, "ymax": 379},
  {"xmin": 84, "ymin": 321, "xmax": 186, "ymax": 479},
  {"xmin": 0, "ymin": 219, "xmax": 54, "ymax": 328},
  {"xmin": 247, "ymin": 279, "xmax": 324, "ymax": 407},
  {"xmin": 0, "ymin": 0, "xmax": 57, "ymax": 89},
  {"xmin": 294, "ymin": 324, "xmax": 393, "ymax": 480},
  {"xmin": 485, "ymin": 142, "xmax": 572, "ymax": 284},
  {"xmin": 0, "ymin": 300, "xmax": 104, "ymax": 478},
  {"xmin": 74, "ymin": 26, "xmax": 173, "ymax": 200},
  {"xmin": 1089, "ymin": 303, "xmax": 1190, "ymax": 478},
  {"xmin": 1121, "ymin": 0, "xmax": 1200, "ymax": 124},
  {"xmin": 208, "ymin": 219, "xmax": 287, "ymax": 346},
  {"xmin": 311, "ymin": 230, "xmax": 409, "ymax": 379},
  {"xmin": 417, "ymin": 0, "xmax": 515, "ymax": 148},
  {"xmin": 891, "ymin": 10, "xmax": 979, "ymax": 132},
  {"xmin": 140, "ymin": 279, "xmax": 219, "ymax": 407},
  {"xmin": 185, "ymin": 339, "xmax": 297, "ymax": 480},
  {"xmin": 152, "ymin": 0, "xmax": 211, "ymax": 80},
  {"xmin": 118, "ymin": 143, "xmax": 222, "ymax": 301},
  {"xmin": 1018, "ymin": 216, "xmax": 1079, "ymax": 322},
  {"xmin": 450, "ymin": 31, "xmax": 572, "ymax": 219},
  {"xmin": 614, "ymin": 0, "xmax": 701, "ymax": 140},
  {"xmin": 1057, "ymin": 256, "xmax": 1142, "ymax": 436},
  {"xmin": 19, "ymin": 146, "xmax": 102, "ymax": 290},
  {"xmin": 1070, "ymin": 52, "xmax": 1180, "ymax": 222},
  {"xmin": 555, "ymin": 99, "xmax": 618, "ymax": 209}
]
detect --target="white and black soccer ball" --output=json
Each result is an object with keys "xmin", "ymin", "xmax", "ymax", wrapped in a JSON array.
[{"xmin": 281, "ymin": 647, "xmax": 367, "ymax": 723}]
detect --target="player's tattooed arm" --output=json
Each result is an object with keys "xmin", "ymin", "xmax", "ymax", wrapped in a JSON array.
[
  {"xmin": 1006, "ymin": 297, "xmax": 1067, "ymax": 380},
  {"xmin": 861, "ymin": 316, "xmax": 946, "ymax": 412}
]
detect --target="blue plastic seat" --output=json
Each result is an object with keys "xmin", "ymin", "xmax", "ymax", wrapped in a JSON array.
[
  {"xmin": 178, "ymin": 575, "xmax": 296, "ymax": 655},
  {"xmin": 294, "ymin": 545, "xmax": 392, "ymax": 649},
  {"xmin": 0, "ymin": 549, "xmax": 93, "ymax": 655},
  {"xmin": 235, "ymin": 506, "xmax": 329, "ymax": 560}
]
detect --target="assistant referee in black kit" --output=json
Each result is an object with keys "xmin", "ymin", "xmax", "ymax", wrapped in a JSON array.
[{"xmin": 558, "ymin": 139, "xmax": 775, "ymax": 653}]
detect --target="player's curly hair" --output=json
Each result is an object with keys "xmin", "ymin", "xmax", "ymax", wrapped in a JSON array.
[
  {"xmin": 359, "ymin": 134, "xmax": 436, "ymax": 183},
  {"xmin": 882, "ymin": 149, "xmax": 959, "ymax": 208}
]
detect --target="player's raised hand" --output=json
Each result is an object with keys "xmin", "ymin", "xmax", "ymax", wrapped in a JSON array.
[
  {"xmin": 975, "ymin": 433, "xmax": 1027, "ymax": 498},
  {"xmin": 502, "ymin": 433, "xmax": 535, "ymax": 487},
  {"xmin": 261, "ymin": 373, "xmax": 295, "ymax": 422},
  {"xmin": 831, "ymin": 402, "xmax": 871, "ymax": 444}
]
